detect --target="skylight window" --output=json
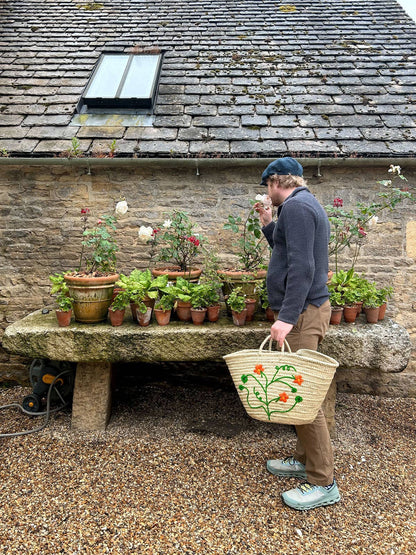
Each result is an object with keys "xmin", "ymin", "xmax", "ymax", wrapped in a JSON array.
[{"xmin": 77, "ymin": 53, "xmax": 162, "ymax": 113}]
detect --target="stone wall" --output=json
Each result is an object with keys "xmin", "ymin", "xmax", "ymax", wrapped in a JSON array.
[{"xmin": 1, "ymin": 158, "xmax": 416, "ymax": 392}]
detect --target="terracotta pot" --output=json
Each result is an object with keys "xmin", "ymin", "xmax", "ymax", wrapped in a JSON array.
[
  {"xmin": 231, "ymin": 308, "xmax": 248, "ymax": 326},
  {"xmin": 108, "ymin": 308, "xmax": 125, "ymax": 327},
  {"xmin": 218, "ymin": 269, "xmax": 266, "ymax": 313},
  {"xmin": 64, "ymin": 273, "xmax": 119, "ymax": 323},
  {"xmin": 355, "ymin": 301, "xmax": 363, "ymax": 315},
  {"xmin": 111, "ymin": 286, "xmax": 124, "ymax": 303},
  {"xmin": 364, "ymin": 306, "xmax": 380, "ymax": 324},
  {"xmin": 137, "ymin": 307, "xmax": 152, "ymax": 326},
  {"xmin": 343, "ymin": 305, "xmax": 357, "ymax": 323},
  {"xmin": 55, "ymin": 309, "xmax": 72, "ymax": 327},
  {"xmin": 154, "ymin": 308, "xmax": 171, "ymax": 326},
  {"xmin": 191, "ymin": 308, "xmax": 207, "ymax": 325},
  {"xmin": 265, "ymin": 307, "xmax": 275, "ymax": 322},
  {"xmin": 130, "ymin": 296, "xmax": 155, "ymax": 322},
  {"xmin": 378, "ymin": 302, "xmax": 387, "ymax": 320},
  {"xmin": 207, "ymin": 304, "xmax": 221, "ymax": 322},
  {"xmin": 330, "ymin": 307, "xmax": 343, "ymax": 325},
  {"xmin": 245, "ymin": 298, "xmax": 257, "ymax": 322},
  {"xmin": 151, "ymin": 267, "xmax": 202, "ymax": 282},
  {"xmin": 176, "ymin": 300, "xmax": 192, "ymax": 322}
]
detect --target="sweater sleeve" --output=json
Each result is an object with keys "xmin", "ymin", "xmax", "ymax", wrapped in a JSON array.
[
  {"xmin": 262, "ymin": 221, "xmax": 275, "ymax": 248},
  {"xmin": 277, "ymin": 201, "xmax": 316, "ymax": 325}
]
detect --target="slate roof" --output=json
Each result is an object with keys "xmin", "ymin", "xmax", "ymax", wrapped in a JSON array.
[{"xmin": 1, "ymin": 0, "xmax": 416, "ymax": 159}]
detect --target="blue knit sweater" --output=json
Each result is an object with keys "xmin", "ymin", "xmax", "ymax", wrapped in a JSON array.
[{"xmin": 262, "ymin": 187, "xmax": 330, "ymax": 325}]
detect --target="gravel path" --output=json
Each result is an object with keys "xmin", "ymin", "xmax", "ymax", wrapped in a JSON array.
[{"xmin": 0, "ymin": 377, "xmax": 415, "ymax": 555}]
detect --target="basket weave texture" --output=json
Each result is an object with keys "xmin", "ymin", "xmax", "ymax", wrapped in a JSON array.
[{"xmin": 223, "ymin": 336, "xmax": 339, "ymax": 425}]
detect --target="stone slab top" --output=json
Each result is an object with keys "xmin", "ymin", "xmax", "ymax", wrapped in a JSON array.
[
  {"xmin": 2, "ymin": 309, "xmax": 411, "ymax": 373},
  {"xmin": 0, "ymin": 0, "xmax": 415, "ymax": 159}
]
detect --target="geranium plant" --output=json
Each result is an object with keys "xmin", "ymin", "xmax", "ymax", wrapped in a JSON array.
[
  {"xmin": 223, "ymin": 195, "xmax": 271, "ymax": 271},
  {"xmin": 75, "ymin": 200, "xmax": 128, "ymax": 275},
  {"xmin": 138, "ymin": 210, "xmax": 205, "ymax": 272},
  {"xmin": 49, "ymin": 272, "xmax": 74, "ymax": 311},
  {"xmin": 325, "ymin": 166, "xmax": 414, "ymax": 272}
]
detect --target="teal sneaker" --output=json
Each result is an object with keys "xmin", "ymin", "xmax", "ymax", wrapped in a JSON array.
[
  {"xmin": 267, "ymin": 456, "xmax": 307, "ymax": 479},
  {"xmin": 282, "ymin": 480, "xmax": 340, "ymax": 511}
]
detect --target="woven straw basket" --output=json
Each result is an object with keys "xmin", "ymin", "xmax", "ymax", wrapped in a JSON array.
[{"xmin": 223, "ymin": 335, "xmax": 339, "ymax": 425}]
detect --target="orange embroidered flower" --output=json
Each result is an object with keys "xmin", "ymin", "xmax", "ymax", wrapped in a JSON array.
[
  {"xmin": 254, "ymin": 364, "xmax": 265, "ymax": 375},
  {"xmin": 294, "ymin": 375, "xmax": 303, "ymax": 386},
  {"xmin": 279, "ymin": 392, "xmax": 289, "ymax": 403}
]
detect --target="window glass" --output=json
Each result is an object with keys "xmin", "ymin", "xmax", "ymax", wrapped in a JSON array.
[
  {"xmin": 85, "ymin": 55, "xmax": 130, "ymax": 99},
  {"xmin": 120, "ymin": 55, "xmax": 160, "ymax": 98}
]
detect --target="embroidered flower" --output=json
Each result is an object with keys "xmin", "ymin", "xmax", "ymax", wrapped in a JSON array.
[
  {"xmin": 279, "ymin": 392, "xmax": 289, "ymax": 403},
  {"xmin": 294, "ymin": 375, "xmax": 303, "ymax": 386},
  {"xmin": 254, "ymin": 364, "xmax": 265, "ymax": 375}
]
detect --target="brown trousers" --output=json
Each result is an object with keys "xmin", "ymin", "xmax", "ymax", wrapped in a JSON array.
[{"xmin": 275, "ymin": 300, "xmax": 333, "ymax": 486}]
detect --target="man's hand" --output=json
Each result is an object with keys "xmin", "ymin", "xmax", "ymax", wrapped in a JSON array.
[
  {"xmin": 254, "ymin": 202, "xmax": 273, "ymax": 227},
  {"xmin": 270, "ymin": 320, "xmax": 293, "ymax": 347}
]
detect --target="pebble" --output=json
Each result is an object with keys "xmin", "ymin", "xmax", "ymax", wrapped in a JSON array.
[{"xmin": 0, "ymin": 384, "xmax": 415, "ymax": 554}]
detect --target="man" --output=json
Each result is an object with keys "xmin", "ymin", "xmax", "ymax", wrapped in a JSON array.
[{"xmin": 255, "ymin": 156, "xmax": 340, "ymax": 511}]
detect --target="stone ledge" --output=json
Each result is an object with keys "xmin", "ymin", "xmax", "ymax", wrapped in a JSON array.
[{"xmin": 2, "ymin": 309, "xmax": 411, "ymax": 373}]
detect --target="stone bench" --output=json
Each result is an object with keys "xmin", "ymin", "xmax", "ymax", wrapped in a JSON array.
[{"xmin": 2, "ymin": 309, "xmax": 411, "ymax": 433}]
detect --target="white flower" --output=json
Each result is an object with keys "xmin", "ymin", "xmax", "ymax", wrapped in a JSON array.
[
  {"xmin": 115, "ymin": 200, "xmax": 128, "ymax": 217},
  {"xmin": 138, "ymin": 226, "xmax": 154, "ymax": 242},
  {"xmin": 368, "ymin": 216, "xmax": 379, "ymax": 228},
  {"xmin": 388, "ymin": 165, "xmax": 401, "ymax": 175},
  {"xmin": 163, "ymin": 219, "xmax": 172, "ymax": 228},
  {"xmin": 255, "ymin": 193, "xmax": 272, "ymax": 208}
]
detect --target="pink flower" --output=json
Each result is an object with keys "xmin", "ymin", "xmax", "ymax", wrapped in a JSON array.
[
  {"xmin": 333, "ymin": 197, "xmax": 343, "ymax": 208},
  {"xmin": 358, "ymin": 227, "xmax": 367, "ymax": 236}
]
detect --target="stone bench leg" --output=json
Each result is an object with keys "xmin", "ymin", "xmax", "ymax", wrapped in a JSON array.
[
  {"xmin": 71, "ymin": 361, "xmax": 112, "ymax": 431},
  {"xmin": 322, "ymin": 377, "xmax": 337, "ymax": 438}
]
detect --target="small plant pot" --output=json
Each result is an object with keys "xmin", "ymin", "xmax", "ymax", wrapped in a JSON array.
[
  {"xmin": 364, "ymin": 306, "xmax": 380, "ymax": 324},
  {"xmin": 176, "ymin": 300, "xmax": 192, "ymax": 322},
  {"xmin": 108, "ymin": 308, "xmax": 125, "ymax": 327},
  {"xmin": 154, "ymin": 308, "xmax": 172, "ymax": 326},
  {"xmin": 378, "ymin": 302, "xmax": 387, "ymax": 320},
  {"xmin": 355, "ymin": 301, "xmax": 363, "ymax": 315},
  {"xmin": 343, "ymin": 305, "xmax": 358, "ymax": 323},
  {"xmin": 55, "ymin": 309, "xmax": 72, "ymax": 327},
  {"xmin": 131, "ymin": 296, "xmax": 154, "ymax": 322},
  {"xmin": 245, "ymin": 298, "xmax": 257, "ymax": 322},
  {"xmin": 207, "ymin": 305, "xmax": 221, "ymax": 322},
  {"xmin": 265, "ymin": 307, "xmax": 275, "ymax": 322},
  {"xmin": 190, "ymin": 308, "xmax": 207, "ymax": 325},
  {"xmin": 330, "ymin": 306, "xmax": 343, "ymax": 325},
  {"xmin": 231, "ymin": 308, "xmax": 248, "ymax": 326},
  {"xmin": 137, "ymin": 307, "xmax": 152, "ymax": 326}
]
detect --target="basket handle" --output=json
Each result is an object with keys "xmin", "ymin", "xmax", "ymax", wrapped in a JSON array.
[{"xmin": 259, "ymin": 335, "xmax": 292, "ymax": 353}]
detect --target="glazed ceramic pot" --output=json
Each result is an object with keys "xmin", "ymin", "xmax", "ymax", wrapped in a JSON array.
[{"xmin": 64, "ymin": 273, "xmax": 119, "ymax": 323}]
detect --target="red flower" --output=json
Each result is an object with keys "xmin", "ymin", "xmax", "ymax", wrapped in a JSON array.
[
  {"xmin": 333, "ymin": 197, "xmax": 343, "ymax": 208},
  {"xmin": 279, "ymin": 392, "xmax": 289, "ymax": 403},
  {"xmin": 81, "ymin": 208, "xmax": 90, "ymax": 214},
  {"xmin": 254, "ymin": 364, "xmax": 265, "ymax": 375},
  {"xmin": 152, "ymin": 227, "xmax": 161, "ymax": 235},
  {"xmin": 358, "ymin": 227, "xmax": 367, "ymax": 236},
  {"xmin": 188, "ymin": 236, "xmax": 200, "ymax": 247},
  {"xmin": 294, "ymin": 375, "xmax": 303, "ymax": 386}
]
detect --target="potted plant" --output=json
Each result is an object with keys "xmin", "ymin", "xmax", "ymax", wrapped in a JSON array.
[
  {"xmin": 138, "ymin": 210, "xmax": 205, "ymax": 280},
  {"xmin": 226, "ymin": 287, "xmax": 248, "ymax": 326},
  {"xmin": 117, "ymin": 269, "xmax": 168, "ymax": 322},
  {"xmin": 167, "ymin": 276, "xmax": 195, "ymax": 322},
  {"xmin": 63, "ymin": 200, "xmax": 128, "ymax": 323},
  {"xmin": 189, "ymin": 283, "xmax": 213, "ymax": 325},
  {"xmin": 362, "ymin": 282, "xmax": 382, "ymax": 323},
  {"xmin": 219, "ymin": 196, "xmax": 270, "ymax": 299},
  {"xmin": 377, "ymin": 286, "xmax": 393, "ymax": 320},
  {"xmin": 108, "ymin": 290, "xmax": 130, "ymax": 327},
  {"xmin": 256, "ymin": 278, "xmax": 274, "ymax": 322},
  {"xmin": 199, "ymin": 248, "xmax": 222, "ymax": 322},
  {"xmin": 329, "ymin": 289, "xmax": 344, "ymax": 325},
  {"xmin": 153, "ymin": 292, "xmax": 176, "ymax": 326},
  {"xmin": 49, "ymin": 273, "xmax": 74, "ymax": 327}
]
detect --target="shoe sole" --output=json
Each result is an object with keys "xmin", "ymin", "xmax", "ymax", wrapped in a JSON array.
[
  {"xmin": 267, "ymin": 461, "xmax": 307, "ymax": 479},
  {"xmin": 281, "ymin": 492, "xmax": 341, "ymax": 511}
]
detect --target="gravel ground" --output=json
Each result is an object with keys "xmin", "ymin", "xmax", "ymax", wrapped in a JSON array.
[{"xmin": 0, "ymin": 373, "xmax": 415, "ymax": 555}]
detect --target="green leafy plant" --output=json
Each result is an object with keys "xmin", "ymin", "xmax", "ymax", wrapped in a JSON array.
[
  {"xmin": 377, "ymin": 286, "xmax": 394, "ymax": 305},
  {"xmin": 49, "ymin": 273, "xmax": 74, "ymax": 312},
  {"xmin": 189, "ymin": 283, "xmax": 214, "ymax": 309},
  {"xmin": 255, "ymin": 278, "xmax": 269, "ymax": 309},
  {"xmin": 154, "ymin": 292, "xmax": 176, "ymax": 311},
  {"xmin": 226, "ymin": 286, "xmax": 247, "ymax": 313},
  {"xmin": 224, "ymin": 200, "xmax": 270, "ymax": 271},
  {"xmin": 74, "ymin": 200, "xmax": 128, "ymax": 275},
  {"xmin": 116, "ymin": 269, "xmax": 169, "ymax": 307},
  {"xmin": 109, "ymin": 290, "xmax": 130, "ymax": 312},
  {"xmin": 138, "ymin": 210, "xmax": 205, "ymax": 272},
  {"xmin": 325, "ymin": 166, "xmax": 414, "ymax": 271}
]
